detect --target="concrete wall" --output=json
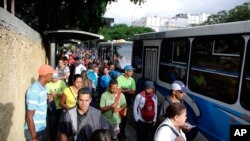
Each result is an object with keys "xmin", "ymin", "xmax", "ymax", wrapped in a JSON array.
[{"xmin": 0, "ymin": 8, "xmax": 48, "ymax": 141}]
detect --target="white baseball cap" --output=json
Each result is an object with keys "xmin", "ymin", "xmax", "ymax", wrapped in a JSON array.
[{"xmin": 171, "ymin": 80, "xmax": 190, "ymax": 93}]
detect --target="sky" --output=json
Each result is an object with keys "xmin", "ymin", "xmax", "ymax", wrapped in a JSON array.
[{"xmin": 104, "ymin": 0, "xmax": 249, "ymax": 25}]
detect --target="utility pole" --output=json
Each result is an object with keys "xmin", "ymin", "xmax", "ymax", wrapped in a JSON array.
[
  {"xmin": 3, "ymin": 0, "xmax": 7, "ymax": 10},
  {"xmin": 11, "ymin": 0, "xmax": 15, "ymax": 15}
]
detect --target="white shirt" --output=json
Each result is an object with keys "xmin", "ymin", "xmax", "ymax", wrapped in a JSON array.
[
  {"xmin": 154, "ymin": 118, "xmax": 186, "ymax": 141},
  {"xmin": 75, "ymin": 64, "xmax": 86, "ymax": 75}
]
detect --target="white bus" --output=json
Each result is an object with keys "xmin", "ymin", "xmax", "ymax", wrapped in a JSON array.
[
  {"xmin": 98, "ymin": 40, "xmax": 133, "ymax": 70},
  {"xmin": 132, "ymin": 20, "xmax": 250, "ymax": 141}
]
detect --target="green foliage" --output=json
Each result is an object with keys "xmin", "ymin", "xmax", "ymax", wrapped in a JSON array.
[
  {"xmin": 201, "ymin": 3, "xmax": 250, "ymax": 25},
  {"xmin": 227, "ymin": 3, "xmax": 250, "ymax": 22},
  {"xmin": 98, "ymin": 24, "xmax": 154, "ymax": 41},
  {"xmin": 15, "ymin": 0, "xmax": 146, "ymax": 33}
]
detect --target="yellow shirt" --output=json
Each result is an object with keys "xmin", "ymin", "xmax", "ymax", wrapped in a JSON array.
[
  {"xmin": 46, "ymin": 80, "xmax": 67, "ymax": 109},
  {"xmin": 63, "ymin": 87, "xmax": 77, "ymax": 108}
]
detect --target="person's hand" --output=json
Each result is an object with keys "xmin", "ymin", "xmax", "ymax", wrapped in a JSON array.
[
  {"xmin": 48, "ymin": 94, "xmax": 54, "ymax": 102},
  {"xmin": 180, "ymin": 124, "xmax": 192, "ymax": 133},
  {"xmin": 111, "ymin": 101, "xmax": 118, "ymax": 109},
  {"xmin": 32, "ymin": 136, "xmax": 40, "ymax": 141},
  {"xmin": 112, "ymin": 107, "xmax": 120, "ymax": 112},
  {"xmin": 175, "ymin": 136, "xmax": 185, "ymax": 141}
]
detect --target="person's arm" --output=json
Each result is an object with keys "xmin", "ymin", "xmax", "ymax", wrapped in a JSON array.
[
  {"xmin": 26, "ymin": 110, "xmax": 39, "ymax": 141},
  {"xmin": 159, "ymin": 101, "xmax": 170, "ymax": 122},
  {"xmin": 127, "ymin": 89, "xmax": 136, "ymax": 95},
  {"xmin": 153, "ymin": 95, "xmax": 158, "ymax": 123},
  {"xmin": 127, "ymin": 79, "xmax": 136, "ymax": 95},
  {"xmin": 100, "ymin": 94, "xmax": 118, "ymax": 112},
  {"xmin": 133, "ymin": 95, "xmax": 141, "ymax": 122},
  {"xmin": 100, "ymin": 102, "xmax": 117, "ymax": 112},
  {"xmin": 60, "ymin": 93, "xmax": 70, "ymax": 110},
  {"xmin": 64, "ymin": 66, "xmax": 70, "ymax": 79}
]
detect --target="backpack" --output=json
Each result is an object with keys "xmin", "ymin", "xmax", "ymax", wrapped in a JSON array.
[{"xmin": 140, "ymin": 91, "xmax": 155, "ymax": 122}]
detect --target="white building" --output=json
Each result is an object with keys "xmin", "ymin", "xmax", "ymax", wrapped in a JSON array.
[
  {"xmin": 131, "ymin": 13, "xmax": 210, "ymax": 31},
  {"xmin": 131, "ymin": 16, "xmax": 169, "ymax": 32},
  {"xmin": 187, "ymin": 13, "xmax": 210, "ymax": 25}
]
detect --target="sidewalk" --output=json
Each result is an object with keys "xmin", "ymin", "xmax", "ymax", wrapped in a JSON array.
[
  {"xmin": 121, "ymin": 105, "xmax": 137, "ymax": 141},
  {"xmin": 121, "ymin": 122, "xmax": 137, "ymax": 141}
]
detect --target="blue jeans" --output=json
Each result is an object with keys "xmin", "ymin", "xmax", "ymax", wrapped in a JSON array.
[{"xmin": 24, "ymin": 129, "xmax": 45, "ymax": 141}]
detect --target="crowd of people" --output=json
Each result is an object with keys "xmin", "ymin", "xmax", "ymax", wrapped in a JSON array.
[{"xmin": 24, "ymin": 48, "xmax": 193, "ymax": 141}]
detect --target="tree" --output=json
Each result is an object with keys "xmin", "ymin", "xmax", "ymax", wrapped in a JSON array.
[
  {"xmin": 98, "ymin": 24, "xmax": 155, "ymax": 41},
  {"xmin": 202, "ymin": 10, "xmax": 228, "ymax": 25},
  {"xmin": 201, "ymin": 3, "xmax": 250, "ymax": 25},
  {"xmin": 15, "ymin": 0, "xmax": 146, "ymax": 33},
  {"xmin": 227, "ymin": 3, "xmax": 250, "ymax": 22}
]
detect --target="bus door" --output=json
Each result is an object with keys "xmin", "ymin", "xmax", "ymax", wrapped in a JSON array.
[
  {"xmin": 143, "ymin": 40, "xmax": 160, "ymax": 82},
  {"xmin": 144, "ymin": 47, "xmax": 158, "ymax": 81}
]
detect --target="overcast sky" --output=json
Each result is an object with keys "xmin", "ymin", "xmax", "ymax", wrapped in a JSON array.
[{"xmin": 104, "ymin": 0, "xmax": 249, "ymax": 25}]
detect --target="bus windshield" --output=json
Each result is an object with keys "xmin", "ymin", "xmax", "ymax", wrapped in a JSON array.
[{"xmin": 98, "ymin": 41, "xmax": 132, "ymax": 70}]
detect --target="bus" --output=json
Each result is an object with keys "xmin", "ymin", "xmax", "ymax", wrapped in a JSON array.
[
  {"xmin": 132, "ymin": 20, "xmax": 250, "ymax": 141},
  {"xmin": 98, "ymin": 40, "xmax": 133, "ymax": 70}
]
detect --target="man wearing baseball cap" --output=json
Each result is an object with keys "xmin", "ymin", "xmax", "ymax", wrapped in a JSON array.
[
  {"xmin": 159, "ymin": 80, "xmax": 190, "ymax": 123},
  {"xmin": 117, "ymin": 65, "xmax": 136, "ymax": 139},
  {"xmin": 24, "ymin": 64, "xmax": 57, "ymax": 141}
]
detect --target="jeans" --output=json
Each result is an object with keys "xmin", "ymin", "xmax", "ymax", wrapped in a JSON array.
[{"xmin": 24, "ymin": 129, "xmax": 45, "ymax": 141}]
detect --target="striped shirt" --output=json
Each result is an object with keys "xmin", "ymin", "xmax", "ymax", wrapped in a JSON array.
[{"xmin": 24, "ymin": 81, "xmax": 48, "ymax": 132}]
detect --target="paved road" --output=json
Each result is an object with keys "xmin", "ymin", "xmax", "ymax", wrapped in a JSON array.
[
  {"xmin": 121, "ymin": 105, "xmax": 137, "ymax": 141},
  {"xmin": 121, "ymin": 122, "xmax": 137, "ymax": 141}
]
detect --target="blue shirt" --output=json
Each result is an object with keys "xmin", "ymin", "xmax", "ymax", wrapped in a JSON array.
[
  {"xmin": 24, "ymin": 81, "xmax": 48, "ymax": 132},
  {"xmin": 109, "ymin": 70, "xmax": 121, "ymax": 78},
  {"xmin": 87, "ymin": 70, "xmax": 98, "ymax": 87},
  {"xmin": 100, "ymin": 75, "xmax": 111, "ymax": 88}
]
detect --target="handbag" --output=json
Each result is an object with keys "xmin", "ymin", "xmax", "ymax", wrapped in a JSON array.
[
  {"xmin": 115, "ymin": 90, "xmax": 127, "ymax": 117},
  {"xmin": 119, "ymin": 107, "xmax": 127, "ymax": 117}
]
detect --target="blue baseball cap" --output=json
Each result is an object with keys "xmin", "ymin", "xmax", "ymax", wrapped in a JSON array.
[{"xmin": 124, "ymin": 65, "xmax": 134, "ymax": 71}]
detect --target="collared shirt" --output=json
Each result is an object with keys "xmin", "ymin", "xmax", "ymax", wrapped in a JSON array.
[
  {"xmin": 116, "ymin": 75, "xmax": 136, "ymax": 90},
  {"xmin": 77, "ymin": 110, "xmax": 87, "ymax": 130},
  {"xmin": 100, "ymin": 91, "xmax": 127, "ymax": 124},
  {"xmin": 24, "ymin": 81, "xmax": 48, "ymax": 132}
]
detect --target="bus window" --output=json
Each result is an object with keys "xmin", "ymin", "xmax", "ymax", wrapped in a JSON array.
[
  {"xmin": 114, "ymin": 42, "xmax": 132, "ymax": 69},
  {"xmin": 214, "ymin": 36, "xmax": 242, "ymax": 56},
  {"xmin": 241, "ymin": 39, "xmax": 250, "ymax": 111},
  {"xmin": 189, "ymin": 36, "xmax": 244, "ymax": 104},
  {"xmin": 173, "ymin": 40, "xmax": 190, "ymax": 63},
  {"xmin": 98, "ymin": 43, "xmax": 112, "ymax": 61},
  {"xmin": 159, "ymin": 38, "xmax": 189, "ymax": 84},
  {"xmin": 132, "ymin": 40, "xmax": 143, "ymax": 73}
]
